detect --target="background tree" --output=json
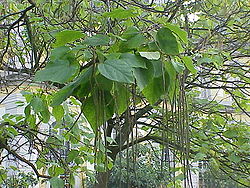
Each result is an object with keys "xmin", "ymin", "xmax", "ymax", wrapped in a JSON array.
[{"xmin": 0, "ymin": 0, "xmax": 249, "ymax": 187}]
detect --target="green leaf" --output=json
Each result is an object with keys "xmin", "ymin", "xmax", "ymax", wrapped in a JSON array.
[
  {"xmin": 113, "ymin": 83, "xmax": 130, "ymax": 114},
  {"xmin": 24, "ymin": 104, "xmax": 31, "ymax": 117},
  {"xmin": 182, "ymin": 56, "xmax": 197, "ymax": 74},
  {"xmin": 7, "ymin": 127, "xmax": 18, "ymax": 137},
  {"xmin": 119, "ymin": 27, "xmax": 145, "ymax": 51},
  {"xmin": 152, "ymin": 60, "xmax": 164, "ymax": 77},
  {"xmin": 48, "ymin": 165, "xmax": 56, "ymax": 176},
  {"xmin": 54, "ymin": 30, "xmax": 84, "ymax": 47},
  {"xmin": 120, "ymin": 53, "xmax": 147, "ymax": 68},
  {"xmin": 36, "ymin": 157, "xmax": 46, "ymax": 169},
  {"xmin": 50, "ymin": 46, "xmax": 70, "ymax": 61},
  {"xmin": 175, "ymin": 173, "xmax": 185, "ymax": 181},
  {"xmin": 223, "ymin": 130, "xmax": 237, "ymax": 138},
  {"xmin": 96, "ymin": 50, "xmax": 105, "ymax": 64},
  {"xmin": 52, "ymin": 105, "xmax": 64, "ymax": 122},
  {"xmin": 148, "ymin": 41, "xmax": 158, "ymax": 51},
  {"xmin": 95, "ymin": 74, "xmax": 113, "ymax": 91},
  {"xmin": 156, "ymin": 27, "xmax": 179, "ymax": 55},
  {"xmin": 142, "ymin": 72, "xmax": 170, "ymax": 105},
  {"xmin": 197, "ymin": 57, "xmax": 213, "ymax": 65},
  {"xmin": 83, "ymin": 34, "xmax": 110, "ymax": 46},
  {"xmin": 107, "ymin": 160, "xmax": 113, "ymax": 170},
  {"xmin": 73, "ymin": 80, "xmax": 92, "ymax": 101},
  {"xmin": 0, "ymin": 173, "xmax": 7, "ymax": 183},
  {"xmin": 46, "ymin": 136, "xmax": 62, "ymax": 145},
  {"xmin": 69, "ymin": 174, "xmax": 75, "ymax": 186},
  {"xmin": 75, "ymin": 157, "xmax": 84, "ymax": 165},
  {"xmin": 51, "ymin": 67, "xmax": 93, "ymax": 106},
  {"xmin": 133, "ymin": 60, "xmax": 162, "ymax": 91},
  {"xmin": 213, "ymin": 55, "xmax": 223, "ymax": 68},
  {"xmin": 228, "ymin": 154, "xmax": 241, "ymax": 163},
  {"xmin": 108, "ymin": 33, "xmax": 127, "ymax": 41},
  {"xmin": 82, "ymin": 91, "xmax": 114, "ymax": 132},
  {"xmin": 30, "ymin": 97, "xmax": 45, "ymax": 113},
  {"xmin": 49, "ymin": 177, "xmax": 64, "ymax": 188},
  {"xmin": 171, "ymin": 59, "xmax": 185, "ymax": 73},
  {"xmin": 40, "ymin": 108, "xmax": 50, "ymax": 123},
  {"xmin": 139, "ymin": 52, "xmax": 160, "ymax": 60},
  {"xmin": 26, "ymin": 114, "xmax": 36, "ymax": 129},
  {"xmin": 51, "ymin": 85, "xmax": 75, "ymax": 106},
  {"xmin": 21, "ymin": 90, "xmax": 33, "ymax": 103},
  {"xmin": 133, "ymin": 62, "xmax": 154, "ymax": 91},
  {"xmin": 34, "ymin": 57, "xmax": 80, "ymax": 84},
  {"xmin": 98, "ymin": 59, "xmax": 134, "ymax": 83},
  {"xmin": 105, "ymin": 53, "xmax": 121, "ymax": 60},
  {"xmin": 194, "ymin": 152, "xmax": 206, "ymax": 161},
  {"xmin": 103, "ymin": 8, "xmax": 137, "ymax": 19},
  {"xmin": 165, "ymin": 23, "xmax": 188, "ymax": 44},
  {"xmin": 54, "ymin": 167, "xmax": 65, "ymax": 177},
  {"xmin": 67, "ymin": 149, "xmax": 79, "ymax": 162}
]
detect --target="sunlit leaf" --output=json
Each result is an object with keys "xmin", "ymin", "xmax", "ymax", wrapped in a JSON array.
[
  {"xmin": 52, "ymin": 105, "xmax": 64, "ymax": 122},
  {"xmin": 182, "ymin": 56, "xmax": 197, "ymax": 74},
  {"xmin": 54, "ymin": 30, "xmax": 84, "ymax": 47},
  {"xmin": 139, "ymin": 52, "xmax": 160, "ymax": 60}
]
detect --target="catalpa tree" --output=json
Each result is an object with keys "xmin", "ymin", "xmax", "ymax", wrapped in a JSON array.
[{"xmin": 0, "ymin": 0, "xmax": 249, "ymax": 187}]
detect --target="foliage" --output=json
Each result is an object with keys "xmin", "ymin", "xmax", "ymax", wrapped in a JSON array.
[
  {"xmin": 202, "ymin": 164, "xmax": 244, "ymax": 188},
  {"xmin": 107, "ymin": 144, "xmax": 182, "ymax": 188},
  {"xmin": 0, "ymin": 0, "xmax": 249, "ymax": 187},
  {"xmin": 0, "ymin": 169, "xmax": 38, "ymax": 188}
]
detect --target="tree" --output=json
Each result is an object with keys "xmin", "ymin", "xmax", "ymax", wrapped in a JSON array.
[{"xmin": 0, "ymin": 0, "xmax": 249, "ymax": 187}]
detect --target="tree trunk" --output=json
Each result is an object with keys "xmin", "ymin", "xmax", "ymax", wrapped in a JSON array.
[{"xmin": 94, "ymin": 171, "xmax": 110, "ymax": 188}]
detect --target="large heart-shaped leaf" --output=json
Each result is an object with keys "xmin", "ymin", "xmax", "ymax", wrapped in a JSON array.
[
  {"xmin": 82, "ymin": 91, "xmax": 114, "ymax": 132},
  {"xmin": 113, "ymin": 83, "xmax": 130, "ymax": 114},
  {"xmin": 50, "ymin": 46, "xmax": 71, "ymax": 60},
  {"xmin": 142, "ymin": 72, "xmax": 170, "ymax": 105},
  {"xmin": 156, "ymin": 27, "xmax": 179, "ymax": 55},
  {"xmin": 120, "ymin": 53, "xmax": 147, "ymax": 68},
  {"xmin": 119, "ymin": 27, "xmax": 145, "ymax": 51},
  {"xmin": 133, "ymin": 62, "xmax": 154, "ymax": 91},
  {"xmin": 165, "ymin": 23, "xmax": 188, "ymax": 44},
  {"xmin": 152, "ymin": 60, "xmax": 164, "ymax": 77},
  {"xmin": 51, "ymin": 67, "xmax": 93, "ymax": 106},
  {"xmin": 98, "ymin": 59, "xmax": 134, "ymax": 83},
  {"xmin": 34, "ymin": 57, "xmax": 79, "ymax": 84}
]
